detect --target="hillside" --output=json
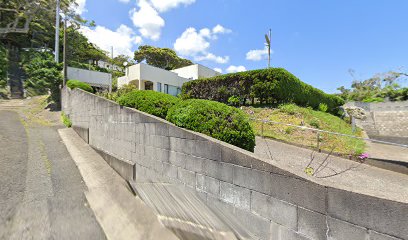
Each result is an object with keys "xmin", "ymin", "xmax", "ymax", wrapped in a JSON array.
[{"xmin": 245, "ymin": 104, "xmax": 366, "ymax": 156}]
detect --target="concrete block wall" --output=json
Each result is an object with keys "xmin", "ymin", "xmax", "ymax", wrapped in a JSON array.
[
  {"xmin": 62, "ymin": 88, "xmax": 407, "ymax": 240},
  {"xmin": 345, "ymin": 101, "xmax": 408, "ymax": 138}
]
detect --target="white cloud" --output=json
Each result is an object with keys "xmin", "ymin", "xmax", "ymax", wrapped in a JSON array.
[
  {"xmin": 79, "ymin": 24, "xmax": 142, "ymax": 57},
  {"xmin": 195, "ymin": 53, "xmax": 229, "ymax": 64},
  {"xmin": 226, "ymin": 65, "xmax": 247, "ymax": 73},
  {"xmin": 71, "ymin": 0, "xmax": 87, "ymax": 15},
  {"xmin": 130, "ymin": 0, "xmax": 165, "ymax": 41},
  {"xmin": 149, "ymin": 0, "xmax": 196, "ymax": 12},
  {"xmin": 212, "ymin": 24, "xmax": 232, "ymax": 34},
  {"xmin": 174, "ymin": 25, "xmax": 231, "ymax": 64},
  {"xmin": 118, "ymin": 0, "xmax": 130, "ymax": 3},
  {"xmin": 214, "ymin": 68, "xmax": 223, "ymax": 73},
  {"xmin": 246, "ymin": 47, "xmax": 271, "ymax": 61}
]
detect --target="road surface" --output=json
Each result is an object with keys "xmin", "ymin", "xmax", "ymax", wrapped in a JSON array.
[{"xmin": 0, "ymin": 99, "xmax": 105, "ymax": 239}]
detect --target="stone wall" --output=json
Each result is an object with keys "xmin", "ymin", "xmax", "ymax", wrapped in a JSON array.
[{"xmin": 62, "ymin": 88, "xmax": 407, "ymax": 240}]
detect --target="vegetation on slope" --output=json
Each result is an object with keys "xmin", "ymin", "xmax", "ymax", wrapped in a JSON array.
[{"xmin": 247, "ymin": 104, "xmax": 366, "ymax": 156}]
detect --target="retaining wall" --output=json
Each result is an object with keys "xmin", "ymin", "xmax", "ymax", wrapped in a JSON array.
[
  {"xmin": 345, "ymin": 101, "xmax": 408, "ymax": 138},
  {"xmin": 62, "ymin": 88, "xmax": 407, "ymax": 240}
]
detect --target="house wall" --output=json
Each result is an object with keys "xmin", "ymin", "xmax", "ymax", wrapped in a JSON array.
[
  {"xmin": 171, "ymin": 64, "xmax": 220, "ymax": 80},
  {"xmin": 62, "ymin": 88, "xmax": 408, "ymax": 240},
  {"xmin": 119, "ymin": 64, "xmax": 189, "ymax": 94},
  {"xmin": 67, "ymin": 67, "xmax": 112, "ymax": 88}
]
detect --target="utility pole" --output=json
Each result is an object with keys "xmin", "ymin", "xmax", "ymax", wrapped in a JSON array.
[
  {"xmin": 54, "ymin": 0, "xmax": 60, "ymax": 63},
  {"xmin": 63, "ymin": 15, "xmax": 67, "ymax": 86}
]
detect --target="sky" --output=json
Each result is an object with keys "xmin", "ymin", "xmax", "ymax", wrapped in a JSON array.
[{"xmin": 72, "ymin": 0, "xmax": 408, "ymax": 93}]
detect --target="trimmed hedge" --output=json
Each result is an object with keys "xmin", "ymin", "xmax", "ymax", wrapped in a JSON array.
[
  {"xmin": 167, "ymin": 99, "xmax": 256, "ymax": 152},
  {"xmin": 182, "ymin": 68, "xmax": 345, "ymax": 114},
  {"xmin": 67, "ymin": 80, "xmax": 94, "ymax": 93},
  {"xmin": 117, "ymin": 90, "xmax": 181, "ymax": 119}
]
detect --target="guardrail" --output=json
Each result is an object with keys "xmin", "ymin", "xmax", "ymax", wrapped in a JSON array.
[{"xmin": 251, "ymin": 118, "xmax": 408, "ymax": 150}]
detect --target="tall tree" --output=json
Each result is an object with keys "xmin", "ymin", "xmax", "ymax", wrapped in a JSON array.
[{"xmin": 134, "ymin": 45, "xmax": 193, "ymax": 70}]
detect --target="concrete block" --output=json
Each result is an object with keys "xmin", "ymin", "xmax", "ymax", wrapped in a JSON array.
[
  {"xmin": 250, "ymin": 157, "xmax": 297, "ymax": 177},
  {"xmin": 153, "ymin": 149, "xmax": 170, "ymax": 163},
  {"xmin": 196, "ymin": 174, "xmax": 220, "ymax": 197},
  {"xmin": 177, "ymin": 168, "xmax": 196, "ymax": 187},
  {"xmin": 233, "ymin": 207, "xmax": 271, "ymax": 240},
  {"xmin": 154, "ymin": 122, "xmax": 169, "ymax": 136},
  {"xmin": 327, "ymin": 217, "xmax": 368, "ymax": 240},
  {"xmin": 168, "ymin": 151, "xmax": 186, "ymax": 168},
  {"xmin": 298, "ymin": 207, "xmax": 327, "ymax": 240},
  {"xmin": 203, "ymin": 160, "xmax": 233, "ymax": 183},
  {"xmin": 233, "ymin": 165, "xmax": 273, "ymax": 195},
  {"xmin": 251, "ymin": 191, "xmax": 297, "ymax": 231},
  {"xmin": 369, "ymin": 230, "xmax": 402, "ymax": 240},
  {"xmin": 168, "ymin": 125, "xmax": 197, "ymax": 140},
  {"xmin": 220, "ymin": 145, "xmax": 252, "ymax": 168},
  {"xmin": 169, "ymin": 137, "xmax": 193, "ymax": 155},
  {"xmin": 185, "ymin": 155, "xmax": 205, "ymax": 173},
  {"xmin": 327, "ymin": 188, "xmax": 408, "ymax": 239},
  {"xmin": 150, "ymin": 135, "xmax": 170, "ymax": 150},
  {"xmin": 268, "ymin": 173, "xmax": 326, "ymax": 214},
  {"xmin": 220, "ymin": 182, "xmax": 250, "ymax": 211},
  {"xmin": 193, "ymin": 140, "xmax": 222, "ymax": 161},
  {"xmin": 162, "ymin": 163, "xmax": 178, "ymax": 180}
]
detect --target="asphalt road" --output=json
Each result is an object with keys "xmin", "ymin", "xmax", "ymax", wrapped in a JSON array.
[{"xmin": 0, "ymin": 109, "xmax": 105, "ymax": 239}]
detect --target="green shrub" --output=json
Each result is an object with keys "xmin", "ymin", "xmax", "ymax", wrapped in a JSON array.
[
  {"xmin": 362, "ymin": 97, "xmax": 384, "ymax": 103},
  {"xmin": 228, "ymin": 95, "xmax": 240, "ymax": 106},
  {"xmin": 117, "ymin": 90, "xmax": 181, "ymax": 119},
  {"xmin": 67, "ymin": 80, "xmax": 94, "ymax": 93},
  {"xmin": 318, "ymin": 103, "xmax": 328, "ymax": 112},
  {"xmin": 182, "ymin": 68, "xmax": 344, "ymax": 114},
  {"xmin": 61, "ymin": 112, "xmax": 72, "ymax": 128},
  {"xmin": 166, "ymin": 99, "xmax": 256, "ymax": 152},
  {"xmin": 279, "ymin": 103, "xmax": 300, "ymax": 115},
  {"xmin": 309, "ymin": 118, "xmax": 320, "ymax": 129}
]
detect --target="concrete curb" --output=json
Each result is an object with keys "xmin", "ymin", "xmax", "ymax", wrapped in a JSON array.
[{"xmin": 58, "ymin": 128, "xmax": 178, "ymax": 240}]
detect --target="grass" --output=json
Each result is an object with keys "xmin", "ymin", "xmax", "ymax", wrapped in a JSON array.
[
  {"xmin": 61, "ymin": 112, "xmax": 72, "ymax": 128},
  {"xmin": 245, "ymin": 104, "xmax": 366, "ymax": 156}
]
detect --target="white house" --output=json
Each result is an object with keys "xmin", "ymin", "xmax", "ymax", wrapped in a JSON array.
[
  {"xmin": 117, "ymin": 63, "xmax": 221, "ymax": 96},
  {"xmin": 67, "ymin": 67, "xmax": 112, "ymax": 90}
]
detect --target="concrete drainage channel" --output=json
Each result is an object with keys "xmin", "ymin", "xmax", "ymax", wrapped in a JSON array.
[{"xmin": 60, "ymin": 128, "xmax": 255, "ymax": 240}]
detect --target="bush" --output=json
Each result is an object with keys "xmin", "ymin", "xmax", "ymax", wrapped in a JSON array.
[
  {"xmin": 228, "ymin": 95, "xmax": 240, "ymax": 106},
  {"xmin": 182, "ymin": 68, "xmax": 344, "ymax": 114},
  {"xmin": 117, "ymin": 90, "xmax": 181, "ymax": 119},
  {"xmin": 67, "ymin": 80, "xmax": 94, "ymax": 93},
  {"xmin": 61, "ymin": 112, "xmax": 72, "ymax": 128},
  {"xmin": 318, "ymin": 103, "xmax": 328, "ymax": 112},
  {"xmin": 166, "ymin": 99, "xmax": 256, "ymax": 152},
  {"xmin": 362, "ymin": 97, "xmax": 384, "ymax": 103}
]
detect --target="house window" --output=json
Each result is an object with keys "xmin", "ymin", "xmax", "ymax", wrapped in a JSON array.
[
  {"xmin": 157, "ymin": 82, "xmax": 162, "ymax": 92},
  {"xmin": 164, "ymin": 84, "xmax": 169, "ymax": 94}
]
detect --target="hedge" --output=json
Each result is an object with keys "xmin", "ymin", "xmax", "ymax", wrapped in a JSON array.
[
  {"xmin": 67, "ymin": 80, "xmax": 94, "ymax": 93},
  {"xmin": 166, "ymin": 99, "xmax": 256, "ymax": 152},
  {"xmin": 117, "ymin": 90, "xmax": 181, "ymax": 119},
  {"xmin": 182, "ymin": 68, "xmax": 345, "ymax": 114}
]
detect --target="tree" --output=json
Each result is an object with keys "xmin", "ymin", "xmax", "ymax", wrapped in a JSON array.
[
  {"xmin": 0, "ymin": 42, "xmax": 7, "ymax": 89},
  {"xmin": 22, "ymin": 51, "xmax": 63, "ymax": 103},
  {"xmin": 134, "ymin": 45, "xmax": 193, "ymax": 70},
  {"xmin": 337, "ymin": 69, "xmax": 408, "ymax": 102}
]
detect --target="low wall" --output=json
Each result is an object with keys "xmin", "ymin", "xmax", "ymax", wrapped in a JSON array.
[{"xmin": 62, "ymin": 88, "xmax": 407, "ymax": 240}]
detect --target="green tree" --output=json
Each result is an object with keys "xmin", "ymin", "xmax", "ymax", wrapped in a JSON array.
[
  {"xmin": 134, "ymin": 45, "xmax": 193, "ymax": 70},
  {"xmin": 23, "ymin": 51, "xmax": 63, "ymax": 103},
  {"xmin": 0, "ymin": 43, "xmax": 7, "ymax": 89}
]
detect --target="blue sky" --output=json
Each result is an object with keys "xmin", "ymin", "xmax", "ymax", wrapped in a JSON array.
[{"xmin": 75, "ymin": 0, "xmax": 408, "ymax": 93}]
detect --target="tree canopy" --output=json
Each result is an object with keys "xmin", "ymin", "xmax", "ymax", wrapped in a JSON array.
[
  {"xmin": 134, "ymin": 45, "xmax": 193, "ymax": 70},
  {"xmin": 337, "ymin": 70, "xmax": 408, "ymax": 102}
]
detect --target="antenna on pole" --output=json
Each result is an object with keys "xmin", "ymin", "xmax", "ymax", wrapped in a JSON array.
[
  {"xmin": 55, "ymin": 0, "xmax": 60, "ymax": 63},
  {"xmin": 265, "ymin": 29, "xmax": 271, "ymax": 68}
]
